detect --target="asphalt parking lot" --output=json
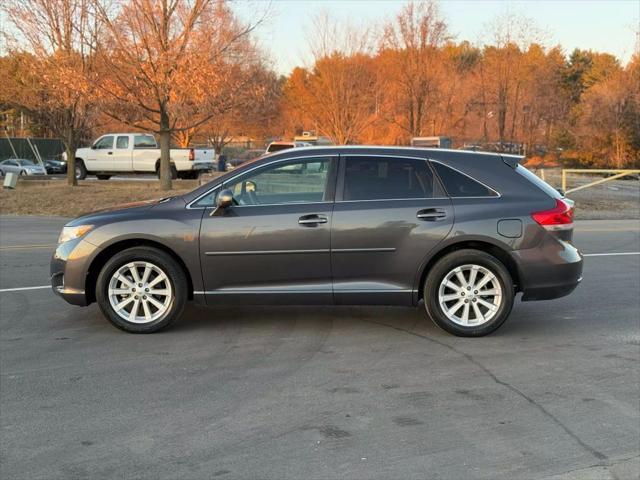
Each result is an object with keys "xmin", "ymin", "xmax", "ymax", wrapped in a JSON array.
[{"xmin": 1, "ymin": 216, "xmax": 638, "ymax": 479}]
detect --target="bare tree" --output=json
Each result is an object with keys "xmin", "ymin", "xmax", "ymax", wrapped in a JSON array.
[{"xmin": 1, "ymin": 0, "xmax": 103, "ymax": 185}]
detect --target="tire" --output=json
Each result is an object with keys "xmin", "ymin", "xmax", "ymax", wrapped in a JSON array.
[
  {"xmin": 0, "ymin": 169, "xmax": 4, "ymax": 176},
  {"xmin": 156, "ymin": 164, "xmax": 178, "ymax": 180},
  {"xmin": 95, "ymin": 247, "xmax": 188, "ymax": 333},
  {"xmin": 96, "ymin": 174, "xmax": 111, "ymax": 180},
  {"xmin": 423, "ymin": 249, "xmax": 514, "ymax": 337},
  {"xmin": 20, "ymin": 170, "xmax": 26, "ymax": 176},
  {"xmin": 75, "ymin": 160, "xmax": 87, "ymax": 180}
]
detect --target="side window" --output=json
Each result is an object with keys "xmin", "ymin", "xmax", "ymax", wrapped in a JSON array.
[
  {"xmin": 225, "ymin": 157, "xmax": 331, "ymax": 206},
  {"xmin": 192, "ymin": 158, "xmax": 333, "ymax": 208},
  {"xmin": 116, "ymin": 136, "xmax": 129, "ymax": 149},
  {"xmin": 94, "ymin": 136, "xmax": 114, "ymax": 149},
  {"xmin": 342, "ymin": 156, "xmax": 436, "ymax": 201},
  {"xmin": 431, "ymin": 162, "xmax": 498, "ymax": 197},
  {"xmin": 134, "ymin": 135, "xmax": 157, "ymax": 148}
]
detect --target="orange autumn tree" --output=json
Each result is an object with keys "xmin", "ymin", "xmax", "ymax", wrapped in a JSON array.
[
  {"xmin": 1, "ymin": 0, "xmax": 103, "ymax": 185},
  {"xmin": 284, "ymin": 15, "xmax": 381, "ymax": 145},
  {"xmin": 379, "ymin": 0, "xmax": 450, "ymax": 142},
  {"xmin": 94, "ymin": 0, "xmax": 264, "ymax": 189}
]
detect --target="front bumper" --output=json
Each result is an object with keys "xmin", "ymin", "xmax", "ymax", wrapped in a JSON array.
[
  {"xmin": 513, "ymin": 236, "xmax": 584, "ymax": 301},
  {"xmin": 50, "ymin": 238, "xmax": 100, "ymax": 306}
]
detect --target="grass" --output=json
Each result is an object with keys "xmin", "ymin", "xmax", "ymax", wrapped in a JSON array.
[{"xmin": 0, "ymin": 181, "xmax": 195, "ymax": 217}]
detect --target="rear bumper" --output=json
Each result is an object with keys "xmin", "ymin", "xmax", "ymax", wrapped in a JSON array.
[
  {"xmin": 513, "ymin": 237, "xmax": 584, "ymax": 301},
  {"xmin": 192, "ymin": 162, "xmax": 214, "ymax": 171}
]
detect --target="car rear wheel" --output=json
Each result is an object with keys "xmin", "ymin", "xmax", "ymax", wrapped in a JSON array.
[
  {"xmin": 96, "ymin": 247, "xmax": 187, "ymax": 333},
  {"xmin": 423, "ymin": 249, "xmax": 514, "ymax": 337}
]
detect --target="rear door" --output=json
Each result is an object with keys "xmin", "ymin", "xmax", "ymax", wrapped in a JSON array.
[
  {"xmin": 131, "ymin": 134, "xmax": 158, "ymax": 172},
  {"xmin": 197, "ymin": 155, "xmax": 338, "ymax": 305},
  {"xmin": 112, "ymin": 135, "xmax": 132, "ymax": 171},
  {"xmin": 331, "ymin": 154, "xmax": 454, "ymax": 305}
]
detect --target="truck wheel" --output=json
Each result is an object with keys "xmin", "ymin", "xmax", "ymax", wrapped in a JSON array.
[
  {"xmin": 155, "ymin": 164, "xmax": 178, "ymax": 180},
  {"xmin": 75, "ymin": 160, "xmax": 87, "ymax": 180},
  {"xmin": 96, "ymin": 175, "xmax": 111, "ymax": 180}
]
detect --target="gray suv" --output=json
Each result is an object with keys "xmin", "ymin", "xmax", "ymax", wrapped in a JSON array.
[{"xmin": 51, "ymin": 147, "xmax": 583, "ymax": 336}]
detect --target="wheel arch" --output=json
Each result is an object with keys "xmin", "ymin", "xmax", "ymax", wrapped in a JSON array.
[
  {"xmin": 415, "ymin": 239, "xmax": 522, "ymax": 303},
  {"xmin": 85, "ymin": 238, "xmax": 194, "ymax": 304}
]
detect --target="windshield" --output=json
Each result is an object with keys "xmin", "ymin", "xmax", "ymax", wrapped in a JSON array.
[{"xmin": 19, "ymin": 159, "xmax": 36, "ymax": 166}]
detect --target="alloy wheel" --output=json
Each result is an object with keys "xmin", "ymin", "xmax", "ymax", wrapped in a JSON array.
[
  {"xmin": 437, "ymin": 264, "xmax": 502, "ymax": 326},
  {"xmin": 108, "ymin": 261, "xmax": 173, "ymax": 324}
]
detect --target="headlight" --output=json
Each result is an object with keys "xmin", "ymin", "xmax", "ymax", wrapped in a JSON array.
[{"xmin": 58, "ymin": 225, "xmax": 94, "ymax": 244}]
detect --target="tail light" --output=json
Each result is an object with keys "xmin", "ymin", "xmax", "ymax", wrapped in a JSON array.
[
  {"xmin": 532, "ymin": 199, "xmax": 574, "ymax": 230},
  {"xmin": 188, "ymin": 148, "xmax": 195, "ymax": 161}
]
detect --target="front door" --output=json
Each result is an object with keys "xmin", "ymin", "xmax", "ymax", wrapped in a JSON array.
[
  {"xmin": 198, "ymin": 155, "xmax": 337, "ymax": 305},
  {"xmin": 331, "ymin": 155, "xmax": 454, "ymax": 305},
  {"xmin": 88, "ymin": 135, "xmax": 115, "ymax": 170}
]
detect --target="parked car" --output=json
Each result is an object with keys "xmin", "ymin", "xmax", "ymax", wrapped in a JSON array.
[
  {"xmin": 265, "ymin": 141, "xmax": 312, "ymax": 154},
  {"xmin": 51, "ymin": 146, "xmax": 583, "ymax": 336},
  {"xmin": 70, "ymin": 133, "xmax": 215, "ymax": 180},
  {"xmin": 44, "ymin": 159, "xmax": 67, "ymax": 174},
  {"xmin": 228, "ymin": 149, "xmax": 265, "ymax": 169},
  {"xmin": 0, "ymin": 159, "xmax": 47, "ymax": 176}
]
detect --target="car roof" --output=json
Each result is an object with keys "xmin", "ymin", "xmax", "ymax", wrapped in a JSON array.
[
  {"xmin": 261, "ymin": 145, "xmax": 523, "ymax": 163},
  {"xmin": 183, "ymin": 145, "xmax": 524, "ymax": 204}
]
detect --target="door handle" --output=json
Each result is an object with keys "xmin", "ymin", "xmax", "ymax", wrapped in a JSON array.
[
  {"xmin": 107, "ymin": 151, "xmax": 113, "ymax": 155},
  {"xmin": 298, "ymin": 214, "xmax": 328, "ymax": 226},
  {"xmin": 417, "ymin": 208, "xmax": 447, "ymax": 221}
]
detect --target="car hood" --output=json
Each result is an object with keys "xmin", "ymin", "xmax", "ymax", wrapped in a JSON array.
[{"xmin": 67, "ymin": 195, "xmax": 185, "ymax": 226}]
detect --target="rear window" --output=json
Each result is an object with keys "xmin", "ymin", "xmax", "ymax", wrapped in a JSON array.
[
  {"xmin": 432, "ymin": 162, "xmax": 497, "ymax": 197},
  {"xmin": 516, "ymin": 165, "xmax": 563, "ymax": 199},
  {"xmin": 134, "ymin": 135, "xmax": 157, "ymax": 148}
]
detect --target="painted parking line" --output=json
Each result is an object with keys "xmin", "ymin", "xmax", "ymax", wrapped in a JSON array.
[
  {"xmin": 0, "ymin": 285, "xmax": 51, "ymax": 293},
  {"xmin": 583, "ymin": 252, "xmax": 640, "ymax": 257},
  {"xmin": 0, "ymin": 244, "xmax": 56, "ymax": 251}
]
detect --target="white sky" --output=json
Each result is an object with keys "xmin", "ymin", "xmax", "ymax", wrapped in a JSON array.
[{"xmin": 234, "ymin": 0, "xmax": 639, "ymax": 74}]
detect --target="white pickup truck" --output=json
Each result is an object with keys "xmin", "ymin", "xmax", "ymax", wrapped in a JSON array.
[{"xmin": 72, "ymin": 133, "xmax": 215, "ymax": 180}]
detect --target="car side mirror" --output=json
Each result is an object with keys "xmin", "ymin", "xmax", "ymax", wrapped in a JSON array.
[
  {"xmin": 91, "ymin": 145, "xmax": 97, "ymax": 149},
  {"xmin": 210, "ymin": 189, "xmax": 233, "ymax": 216}
]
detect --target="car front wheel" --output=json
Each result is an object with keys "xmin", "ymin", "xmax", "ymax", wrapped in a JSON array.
[
  {"xmin": 96, "ymin": 247, "xmax": 187, "ymax": 333},
  {"xmin": 423, "ymin": 249, "xmax": 514, "ymax": 337}
]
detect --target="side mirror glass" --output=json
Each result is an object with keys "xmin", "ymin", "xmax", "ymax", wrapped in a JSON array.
[
  {"xmin": 210, "ymin": 189, "xmax": 233, "ymax": 216},
  {"xmin": 91, "ymin": 144, "xmax": 97, "ymax": 149}
]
